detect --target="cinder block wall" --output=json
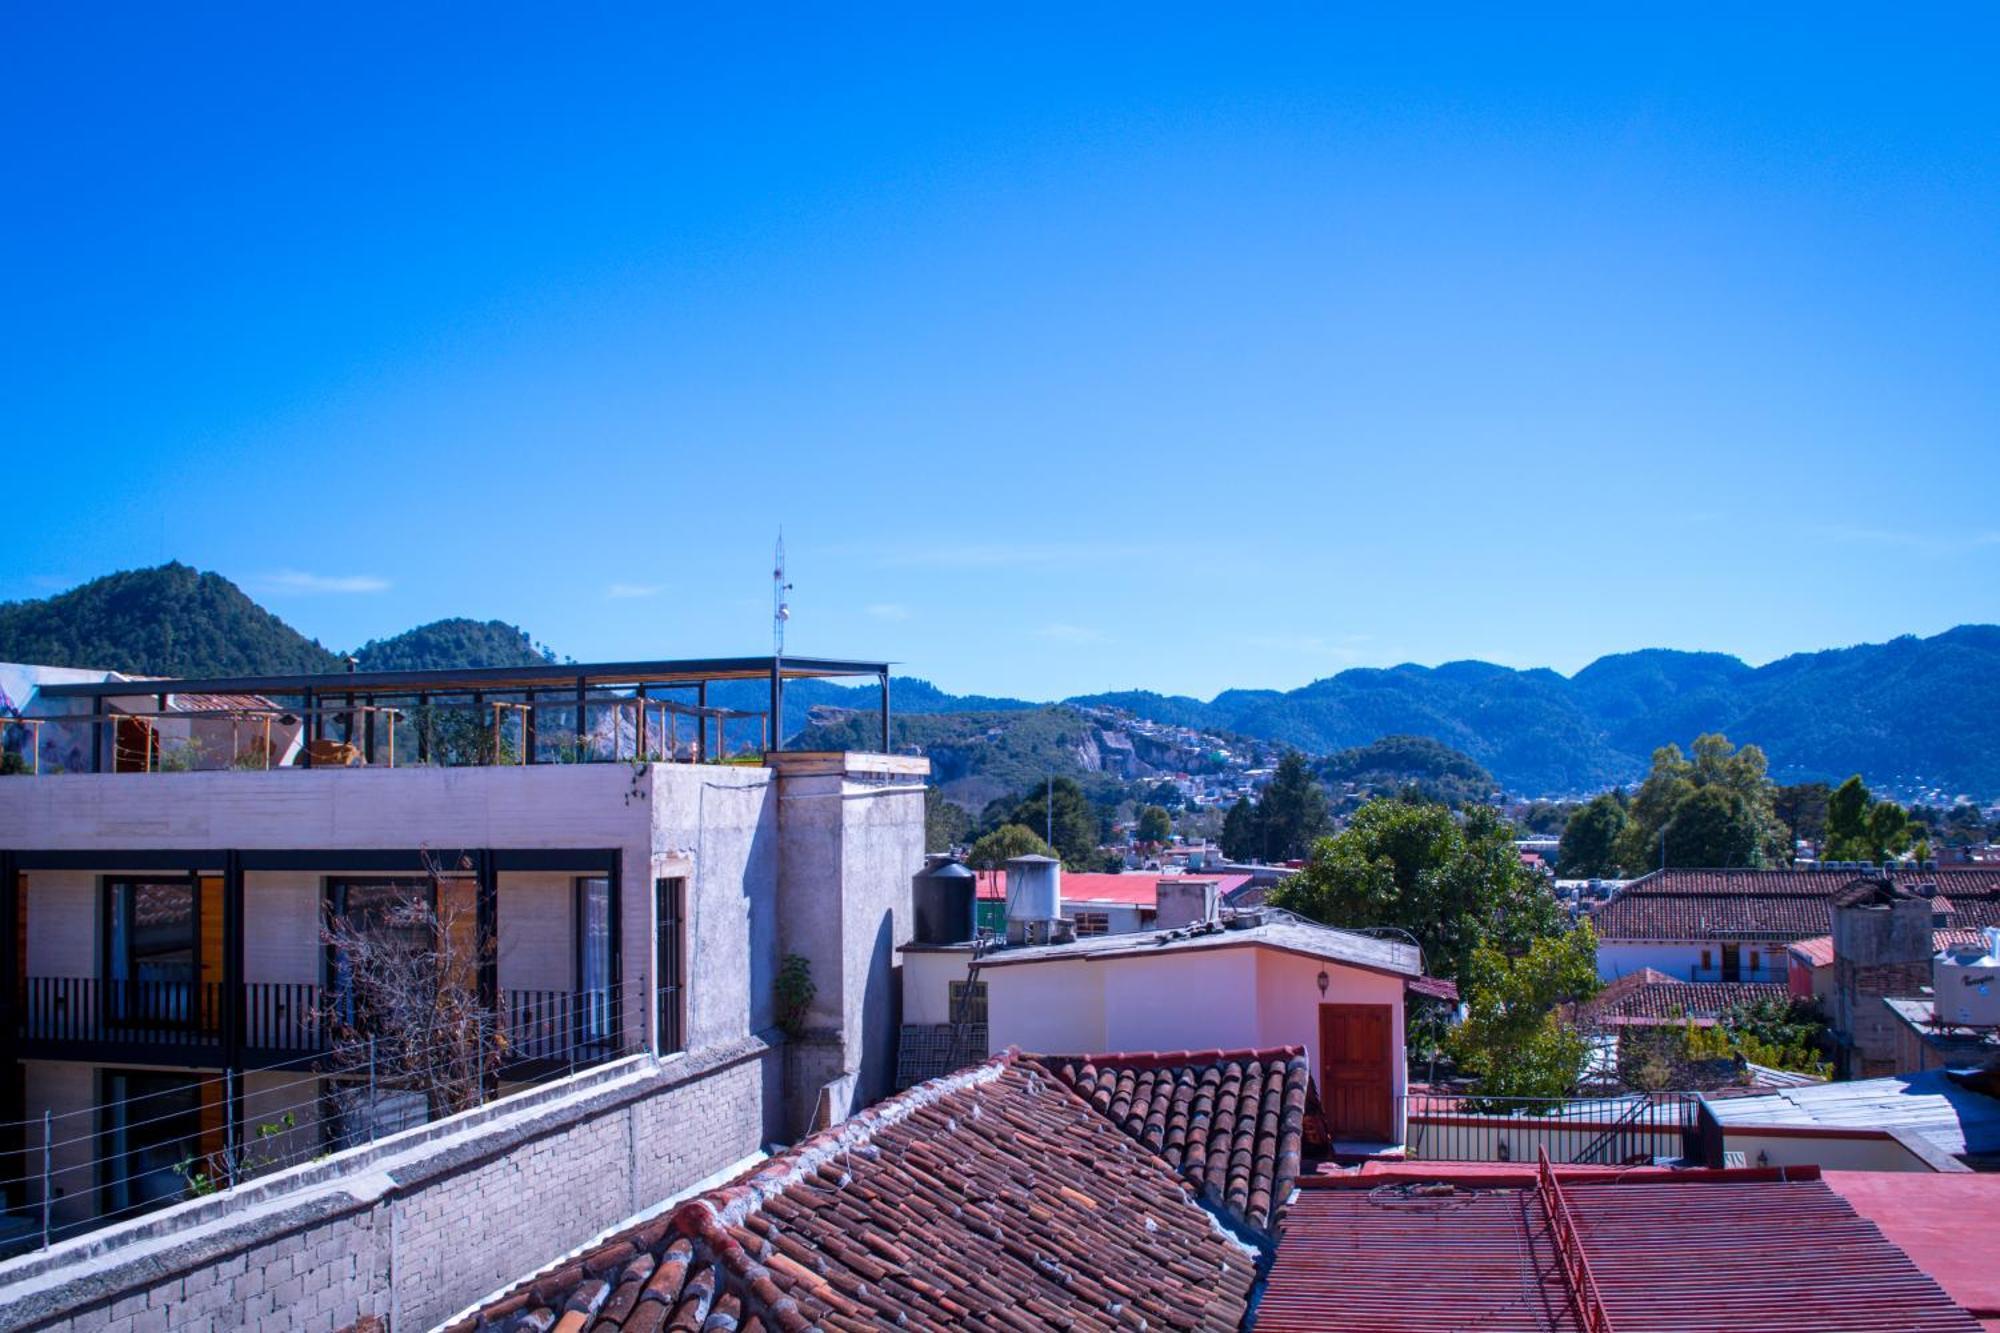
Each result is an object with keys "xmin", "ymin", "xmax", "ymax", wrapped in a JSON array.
[{"xmin": 0, "ymin": 1041, "xmax": 780, "ymax": 1333}]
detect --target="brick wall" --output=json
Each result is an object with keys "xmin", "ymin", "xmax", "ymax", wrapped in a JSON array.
[{"xmin": 0, "ymin": 1038, "xmax": 780, "ymax": 1333}]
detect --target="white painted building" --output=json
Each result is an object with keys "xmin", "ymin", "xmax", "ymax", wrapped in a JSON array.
[{"xmin": 904, "ymin": 919, "xmax": 1427, "ymax": 1146}]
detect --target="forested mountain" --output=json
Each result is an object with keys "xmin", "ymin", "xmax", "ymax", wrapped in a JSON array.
[
  {"xmin": 352, "ymin": 619, "xmax": 557, "ymax": 672},
  {"xmin": 5, "ymin": 566, "xmax": 1996, "ymax": 795},
  {"xmin": 0, "ymin": 563, "xmax": 340, "ymax": 676},
  {"xmin": 1319, "ymin": 735, "xmax": 1496, "ymax": 806},
  {"xmin": 790, "ymin": 705, "xmax": 1131, "ymax": 811},
  {"xmin": 1080, "ymin": 627, "xmax": 2000, "ymax": 794}
]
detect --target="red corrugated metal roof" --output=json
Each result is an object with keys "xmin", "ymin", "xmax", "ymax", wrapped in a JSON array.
[
  {"xmin": 973, "ymin": 870, "xmax": 1252, "ymax": 907},
  {"xmin": 1259, "ymin": 1172, "xmax": 1982, "ymax": 1332}
]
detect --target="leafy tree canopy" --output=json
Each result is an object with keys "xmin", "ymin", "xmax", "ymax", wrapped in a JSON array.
[
  {"xmin": 1220, "ymin": 752, "xmax": 1331, "ymax": 863},
  {"xmin": 1271, "ymin": 797, "xmax": 1565, "ymax": 984},
  {"xmin": 1613, "ymin": 733, "xmax": 1786, "ymax": 871},
  {"xmin": 996, "ymin": 777, "xmax": 1100, "ymax": 870},
  {"xmin": 1556, "ymin": 791, "xmax": 1628, "ymax": 878},
  {"xmin": 1447, "ymin": 923, "xmax": 1600, "ymax": 1106},
  {"xmin": 1136, "ymin": 804, "xmax": 1172, "ymax": 844},
  {"xmin": 925, "ymin": 787, "xmax": 972, "ymax": 854},
  {"xmin": 1823, "ymin": 775, "xmax": 1914, "ymax": 863},
  {"xmin": 965, "ymin": 823, "xmax": 1058, "ymax": 870}
]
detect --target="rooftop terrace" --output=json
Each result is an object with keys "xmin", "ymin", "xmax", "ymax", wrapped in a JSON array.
[{"xmin": 2, "ymin": 655, "xmax": 895, "ymax": 773}]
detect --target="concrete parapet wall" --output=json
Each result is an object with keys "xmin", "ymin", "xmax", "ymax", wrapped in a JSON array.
[{"xmin": 0, "ymin": 1038, "xmax": 781, "ymax": 1333}]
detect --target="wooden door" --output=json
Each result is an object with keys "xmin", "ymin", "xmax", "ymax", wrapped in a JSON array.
[
  {"xmin": 198, "ymin": 876, "xmax": 225, "ymax": 1034},
  {"xmin": 1319, "ymin": 1003, "xmax": 1394, "ymax": 1142},
  {"xmin": 1721, "ymin": 943, "xmax": 1741, "ymax": 982}
]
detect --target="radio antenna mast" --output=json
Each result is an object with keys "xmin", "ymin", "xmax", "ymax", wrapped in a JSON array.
[{"xmin": 772, "ymin": 532, "xmax": 793, "ymax": 657}]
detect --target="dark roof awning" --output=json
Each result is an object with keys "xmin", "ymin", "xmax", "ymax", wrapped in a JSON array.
[{"xmin": 36, "ymin": 655, "xmax": 892, "ymax": 699}]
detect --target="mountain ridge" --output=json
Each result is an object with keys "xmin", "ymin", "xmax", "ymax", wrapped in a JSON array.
[{"xmin": 3, "ymin": 566, "xmax": 1995, "ymax": 795}]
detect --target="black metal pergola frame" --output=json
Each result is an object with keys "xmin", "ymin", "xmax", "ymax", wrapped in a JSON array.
[{"xmin": 35, "ymin": 654, "xmax": 894, "ymax": 769}]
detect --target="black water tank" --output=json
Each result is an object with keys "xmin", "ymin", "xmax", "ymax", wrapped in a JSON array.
[{"xmin": 912, "ymin": 855, "xmax": 977, "ymax": 944}]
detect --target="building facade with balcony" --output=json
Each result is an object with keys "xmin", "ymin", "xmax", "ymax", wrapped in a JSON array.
[{"xmin": 0, "ymin": 655, "xmax": 924, "ymax": 1248}]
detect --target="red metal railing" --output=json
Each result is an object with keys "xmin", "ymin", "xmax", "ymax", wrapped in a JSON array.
[{"xmin": 1535, "ymin": 1147, "xmax": 1614, "ymax": 1333}]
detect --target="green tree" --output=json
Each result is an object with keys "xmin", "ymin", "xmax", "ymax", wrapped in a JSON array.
[
  {"xmin": 1135, "ymin": 804, "xmax": 1172, "ymax": 844},
  {"xmin": 965, "ymin": 823, "xmax": 1058, "ymax": 870},
  {"xmin": 1556, "ymin": 792, "xmax": 1628, "ymax": 878},
  {"xmin": 1660, "ymin": 786, "xmax": 1762, "ymax": 868},
  {"xmin": 1272, "ymin": 798, "xmax": 1564, "ymax": 984},
  {"xmin": 1252, "ymin": 751, "xmax": 1332, "ymax": 861},
  {"xmin": 1774, "ymin": 782, "xmax": 1831, "ymax": 856},
  {"xmin": 1447, "ymin": 923, "xmax": 1600, "ymax": 1106},
  {"xmin": 1823, "ymin": 775, "xmax": 1913, "ymax": 863},
  {"xmin": 1145, "ymin": 780, "xmax": 1185, "ymax": 812},
  {"xmin": 1001, "ymin": 777, "xmax": 1101, "ymax": 869},
  {"xmin": 924, "ymin": 787, "xmax": 971, "ymax": 854},
  {"xmin": 1220, "ymin": 797, "xmax": 1257, "ymax": 861},
  {"xmin": 1614, "ymin": 734, "xmax": 1784, "ymax": 871}
]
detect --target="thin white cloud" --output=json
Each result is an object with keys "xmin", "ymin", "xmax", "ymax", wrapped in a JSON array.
[
  {"xmin": 1243, "ymin": 632, "xmax": 1374, "ymax": 663},
  {"xmin": 865, "ymin": 602, "xmax": 911, "ymax": 621},
  {"xmin": 869, "ymin": 542, "xmax": 1167, "ymax": 571},
  {"xmin": 1815, "ymin": 526, "xmax": 2000, "ymax": 556},
  {"xmin": 258, "ymin": 571, "xmax": 390, "ymax": 595},
  {"xmin": 1036, "ymin": 622, "xmax": 1109, "ymax": 644},
  {"xmin": 606, "ymin": 583, "xmax": 662, "ymax": 599}
]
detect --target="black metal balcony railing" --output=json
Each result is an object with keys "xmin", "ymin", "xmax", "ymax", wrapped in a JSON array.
[
  {"xmin": 1687, "ymin": 965, "xmax": 1787, "ymax": 984},
  {"xmin": 1401, "ymin": 1091, "xmax": 1703, "ymax": 1166},
  {"xmin": 15, "ymin": 978, "xmax": 629, "ymax": 1063},
  {"xmin": 18, "ymin": 977, "xmax": 222, "ymax": 1047},
  {"xmin": 500, "ymin": 988, "xmax": 621, "ymax": 1064}
]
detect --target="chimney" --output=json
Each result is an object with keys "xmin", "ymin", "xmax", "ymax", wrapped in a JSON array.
[{"xmin": 1830, "ymin": 877, "xmax": 1934, "ymax": 1078}]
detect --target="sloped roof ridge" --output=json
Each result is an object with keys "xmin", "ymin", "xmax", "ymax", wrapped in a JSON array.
[
  {"xmin": 1042, "ymin": 1044, "xmax": 1305, "ymax": 1072},
  {"xmin": 690, "ymin": 1049, "xmax": 1016, "ymax": 1233}
]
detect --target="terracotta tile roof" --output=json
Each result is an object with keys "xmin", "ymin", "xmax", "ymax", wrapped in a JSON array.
[
  {"xmin": 1591, "ymin": 868, "xmax": 2000, "ymax": 943},
  {"xmin": 456, "ymin": 1051, "xmax": 1259, "ymax": 1333},
  {"xmin": 1259, "ymin": 1170, "xmax": 1983, "ymax": 1332},
  {"xmin": 1579, "ymin": 974, "xmax": 1788, "ymax": 1025},
  {"xmin": 1041, "ymin": 1047, "xmax": 1311, "ymax": 1233},
  {"xmin": 1790, "ymin": 928, "xmax": 1992, "ymax": 970}
]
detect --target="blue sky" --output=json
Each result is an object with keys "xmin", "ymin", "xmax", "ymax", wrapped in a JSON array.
[{"xmin": 3, "ymin": 7, "xmax": 1995, "ymax": 701}]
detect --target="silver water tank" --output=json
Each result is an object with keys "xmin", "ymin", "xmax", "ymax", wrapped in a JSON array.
[{"xmin": 1005, "ymin": 854, "xmax": 1062, "ymax": 940}]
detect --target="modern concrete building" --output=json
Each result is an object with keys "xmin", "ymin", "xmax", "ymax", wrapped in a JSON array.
[{"xmin": 0, "ymin": 655, "xmax": 925, "ymax": 1252}]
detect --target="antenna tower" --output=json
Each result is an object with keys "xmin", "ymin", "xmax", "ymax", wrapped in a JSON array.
[{"xmin": 773, "ymin": 532, "xmax": 793, "ymax": 656}]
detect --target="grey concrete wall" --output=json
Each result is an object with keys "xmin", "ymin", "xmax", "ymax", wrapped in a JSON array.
[
  {"xmin": 649, "ymin": 764, "xmax": 779, "ymax": 1053},
  {"xmin": 769, "ymin": 756, "xmax": 925, "ymax": 1127},
  {"xmin": 0, "ymin": 1041, "xmax": 780, "ymax": 1333}
]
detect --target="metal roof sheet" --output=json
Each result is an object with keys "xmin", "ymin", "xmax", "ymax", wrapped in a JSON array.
[
  {"xmin": 1260, "ymin": 1174, "xmax": 1982, "ymax": 1331},
  {"xmin": 1705, "ymin": 1070, "xmax": 2000, "ymax": 1163}
]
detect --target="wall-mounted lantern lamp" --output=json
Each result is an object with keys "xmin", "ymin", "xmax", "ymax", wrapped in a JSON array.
[{"xmin": 1316, "ymin": 969, "xmax": 1330, "ymax": 998}]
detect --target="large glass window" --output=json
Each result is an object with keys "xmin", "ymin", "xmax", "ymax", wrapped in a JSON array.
[
  {"xmin": 104, "ymin": 879, "xmax": 196, "ymax": 1026},
  {"xmin": 575, "ymin": 876, "xmax": 614, "ymax": 1048},
  {"xmin": 99, "ymin": 1070, "xmax": 207, "ymax": 1217}
]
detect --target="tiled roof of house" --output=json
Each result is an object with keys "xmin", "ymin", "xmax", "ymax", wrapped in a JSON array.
[
  {"xmin": 1790, "ymin": 927, "xmax": 1992, "ymax": 971},
  {"xmin": 455, "ymin": 1051, "xmax": 1260, "ymax": 1333},
  {"xmin": 1578, "ymin": 971, "xmax": 1787, "ymax": 1025},
  {"xmin": 1041, "ymin": 1047, "xmax": 1311, "ymax": 1233},
  {"xmin": 1591, "ymin": 867, "xmax": 2000, "ymax": 943}
]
